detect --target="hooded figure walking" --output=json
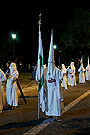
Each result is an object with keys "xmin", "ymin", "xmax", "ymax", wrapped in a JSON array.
[
  {"xmin": 6, "ymin": 63, "xmax": 19, "ymax": 109},
  {"xmin": 85, "ymin": 56, "xmax": 90, "ymax": 81},
  {"xmin": 44, "ymin": 30, "xmax": 64, "ymax": 121},
  {"xmin": 61, "ymin": 64, "xmax": 67, "ymax": 90},
  {"xmin": 67, "ymin": 62, "xmax": 76, "ymax": 87},
  {"xmin": 78, "ymin": 57, "xmax": 85, "ymax": 84}
]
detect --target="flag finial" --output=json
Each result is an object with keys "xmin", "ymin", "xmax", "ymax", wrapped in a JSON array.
[{"xmin": 38, "ymin": 12, "xmax": 42, "ymax": 25}]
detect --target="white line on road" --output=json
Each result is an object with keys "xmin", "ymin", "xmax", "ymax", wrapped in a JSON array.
[
  {"xmin": 23, "ymin": 90, "xmax": 90, "ymax": 135},
  {"xmin": 61, "ymin": 90, "xmax": 90, "ymax": 115}
]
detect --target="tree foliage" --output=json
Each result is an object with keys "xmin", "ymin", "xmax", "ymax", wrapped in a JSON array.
[
  {"xmin": 0, "ymin": 35, "xmax": 13, "ymax": 71},
  {"xmin": 59, "ymin": 7, "xmax": 90, "ymax": 66},
  {"xmin": 0, "ymin": 7, "xmax": 90, "ymax": 70}
]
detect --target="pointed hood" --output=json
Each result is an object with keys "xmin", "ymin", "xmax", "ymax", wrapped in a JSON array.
[
  {"xmin": 48, "ymin": 29, "xmax": 54, "ymax": 63},
  {"xmin": 80, "ymin": 56, "xmax": 83, "ymax": 68},
  {"xmin": 9, "ymin": 63, "xmax": 17, "ymax": 75},
  {"xmin": 70, "ymin": 62, "xmax": 74, "ymax": 69},
  {"xmin": 87, "ymin": 56, "xmax": 89, "ymax": 66},
  {"xmin": 62, "ymin": 64, "xmax": 65, "ymax": 69},
  {"xmin": 47, "ymin": 29, "xmax": 55, "ymax": 76}
]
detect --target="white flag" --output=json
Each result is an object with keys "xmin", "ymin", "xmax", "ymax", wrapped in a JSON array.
[{"xmin": 36, "ymin": 25, "xmax": 45, "ymax": 112}]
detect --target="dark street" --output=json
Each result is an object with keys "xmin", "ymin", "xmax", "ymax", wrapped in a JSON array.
[{"xmin": 0, "ymin": 76, "xmax": 90, "ymax": 134}]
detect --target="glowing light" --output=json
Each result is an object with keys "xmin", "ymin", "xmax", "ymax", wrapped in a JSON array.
[
  {"xmin": 12, "ymin": 34, "xmax": 16, "ymax": 39},
  {"xmin": 53, "ymin": 45, "xmax": 57, "ymax": 49}
]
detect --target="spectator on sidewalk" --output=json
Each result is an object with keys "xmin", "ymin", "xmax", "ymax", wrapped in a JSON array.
[
  {"xmin": 0, "ymin": 69, "xmax": 6, "ymax": 114},
  {"xmin": 32, "ymin": 64, "xmax": 36, "ymax": 79}
]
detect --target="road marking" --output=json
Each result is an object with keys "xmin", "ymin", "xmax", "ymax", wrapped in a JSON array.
[
  {"xmin": 24, "ymin": 118, "xmax": 55, "ymax": 135},
  {"xmin": 23, "ymin": 90, "xmax": 90, "ymax": 135},
  {"xmin": 61, "ymin": 90, "xmax": 90, "ymax": 115}
]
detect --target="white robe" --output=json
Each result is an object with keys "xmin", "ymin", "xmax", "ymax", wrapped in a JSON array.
[
  {"xmin": 67, "ymin": 66, "xmax": 76, "ymax": 86},
  {"xmin": 0, "ymin": 70, "xmax": 6, "ymax": 113},
  {"xmin": 85, "ymin": 66, "xmax": 90, "ymax": 81},
  {"xmin": 46, "ymin": 67, "xmax": 64, "ymax": 116},
  {"xmin": 61, "ymin": 68, "xmax": 67, "ymax": 89},
  {"xmin": 78, "ymin": 67, "xmax": 85, "ymax": 83},
  {"xmin": 6, "ymin": 70, "xmax": 19, "ymax": 106}
]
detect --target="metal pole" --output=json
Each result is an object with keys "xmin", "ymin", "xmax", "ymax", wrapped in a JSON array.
[
  {"xmin": 58, "ymin": 57, "xmax": 60, "ymax": 67},
  {"xmin": 38, "ymin": 12, "xmax": 41, "ymax": 119},
  {"xmin": 38, "ymin": 24, "xmax": 40, "ymax": 119},
  {"xmin": 13, "ymin": 40, "xmax": 15, "ymax": 62},
  {"xmin": 38, "ymin": 92, "xmax": 40, "ymax": 119}
]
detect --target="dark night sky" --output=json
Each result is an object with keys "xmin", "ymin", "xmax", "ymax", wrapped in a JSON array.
[{"xmin": 0, "ymin": 2, "xmax": 89, "ymax": 64}]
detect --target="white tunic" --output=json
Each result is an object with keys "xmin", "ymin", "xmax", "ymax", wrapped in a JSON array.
[
  {"xmin": 6, "ymin": 63, "xmax": 19, "ymax": 107},
  {"xmin": 85, "ymin": 66, "xmax": 90, "ymax": 81},
  {"xmin": 67, "ymin": 66, "xmax": 76, "ymax": 86},
  {"xmin": 46, "ymin": 67, "xmax": 64, "ymax": 116},
  {"xmin": 78, "ymin": 67, "xmax": 85, "ymax": 83},
  {"xmin": 61, "ymin": 67, "xmax": 67, "ymax": 89},
  {"xmin": 0, "ymin": 70, "xmax": 6, "ymax": 113}
]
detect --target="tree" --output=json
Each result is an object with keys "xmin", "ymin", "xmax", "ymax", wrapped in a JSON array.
[
  {"xmin": 0, "ymin": 35, "xmax": 13, "ymax": 71},
  {"xmin": 60, "ymin": 7, "xmax": 90, "ymax": 66}
]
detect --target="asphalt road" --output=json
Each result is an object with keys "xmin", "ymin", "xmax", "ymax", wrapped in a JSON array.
[
  {"xmin": 37, "ymin": 94, "xmax": 90, "ymax": 135},
  {"xmin": 0, "ymin": 79, "xmax": 90, "ymax": 135}
]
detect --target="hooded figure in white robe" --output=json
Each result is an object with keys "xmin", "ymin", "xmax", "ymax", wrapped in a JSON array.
[
  {"xmin": 0, "ymin": 69, "xmax": 6, "ymax": 113},
  {"xmin": 78, "ymin": 57, "xmax": 85, "ymax": 84},
  {"xmin": 45, "ymin": 30, "xmax": 64, "ymax": 119},
  {"xmin": 46, "ymin": 66, "xmax": 64, "ymax": 117},
  {"xmin": 85, "ymin": 56, "xmax": 90, "ymax": 81},
  {"xmin": 61, "ymin": 64, "xmax": 67, "ymax": 90},
  {"xmin": 6, "ymin": 63, "xmax": 19, "ymax": 107},
  {"xmin": 67, "ymin": 62, "xmax": 76, "ymax": 87}
]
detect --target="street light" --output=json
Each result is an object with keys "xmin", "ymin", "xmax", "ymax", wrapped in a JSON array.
[
  {"xmin": 12, "ymin": 34, "xmax": 16, "ymax": 40},
  {"xmin": 53, "ymin": 44, "xmax": 61, "ymax": 66},
  {"xmin": 53, "ymin": 45, "xmax": 57, "ymax": 49}
]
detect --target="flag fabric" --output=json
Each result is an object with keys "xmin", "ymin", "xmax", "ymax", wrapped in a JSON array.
[
  {"xmin": 36, "ymin": 25, "xmax": 45, "ymax": 113},
  {"xmin": 36, "ymin": 28, "xmax": 44, "ymax": 91}
]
